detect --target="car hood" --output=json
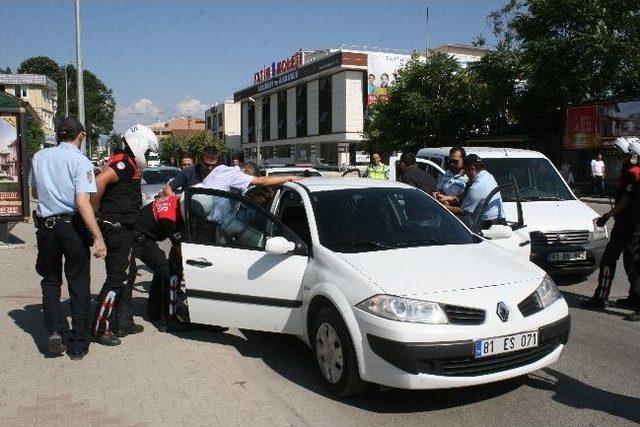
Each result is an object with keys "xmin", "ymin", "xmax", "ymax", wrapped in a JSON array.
[
  {"xmin": 504, "ymin": 199, "xmax": 598, "ymax": 232},
  {"xmin": 336, "ymin": 241, "xmax": 543, "ymax": 296},
  {"xmin": 141, "ymin": 183, "xmax": 165, "ymax": 195}
]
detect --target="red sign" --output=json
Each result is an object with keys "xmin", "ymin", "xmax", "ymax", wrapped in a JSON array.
[
  {"xmin": 253, "ymin": 51, "xmax": 303, "ymax": 84},
  {"xmin": 565, "ymin": 106, "xmax": 599, "ymax": 149}
]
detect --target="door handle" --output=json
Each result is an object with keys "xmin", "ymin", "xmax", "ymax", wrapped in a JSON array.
[{"xmin": 186, "ymin": 258, "xmax": 213, "ymax": 268}]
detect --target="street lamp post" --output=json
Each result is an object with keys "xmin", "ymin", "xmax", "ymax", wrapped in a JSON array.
[
  {"xmin": 75, "ymin": 0, "xmax": 86, "ymax": 154},
  {"xmin": 64, "ymin": 65, "xmax": 69, "ymax": 117},
  {"xmin": 248, "ymin": 97, "xmax": 260, "ymax": 164}
]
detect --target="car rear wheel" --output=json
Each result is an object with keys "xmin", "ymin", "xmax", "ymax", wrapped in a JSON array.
[{"xmin": 312, "ymin": 307, "xmax": 368, "ymax": 397}]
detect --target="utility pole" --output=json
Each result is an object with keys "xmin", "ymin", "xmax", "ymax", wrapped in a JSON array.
[
  {"xmin": 425, "ymin": 3, "xmax": 430, "ymax": 58},
  {"xmin": 64, "ymin": 65, "xmax": 69, "ymax": 117},
  {"xmin": 75, "ymin": 0, "xmax": 86, "ymax": 154}
]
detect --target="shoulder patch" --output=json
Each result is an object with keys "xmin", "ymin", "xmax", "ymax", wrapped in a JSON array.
[
  {"xmin": 627, "ymin": 184, "xmax": 634, "ymax": 192},
  {"xmin": 87, "ymin": 171, "xmax": 93, "ymax": 183},
  {"xmin": 116, "ymin": 162, "xmax": 126, "ymax": 170}
]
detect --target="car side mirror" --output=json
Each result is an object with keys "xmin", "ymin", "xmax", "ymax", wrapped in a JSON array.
[
  {"xmin": 482, "ymin": 224, "xmax": 513, "ymax": 240},
  {"xmin": 265, "ymin": 236, "xmax": 296, "ymax": 255}
]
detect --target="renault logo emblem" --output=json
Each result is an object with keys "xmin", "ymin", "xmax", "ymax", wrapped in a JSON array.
[{"xmin": 497, "ymin": 302, "xmax": 509, "ymax": 322}]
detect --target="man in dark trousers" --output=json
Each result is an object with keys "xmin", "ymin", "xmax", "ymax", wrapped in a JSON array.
[
  {"xmin": 399, "ymin": 152, "xmax": 437, "ymax": 194},
  {"xmin": 163, "ymin": 146, "xmax": 218, "ymax": 195},
  {"xmin": 128, "ymin": 194, "xmax": 183, "ymax": 328},
  {"xmin": 91, "ymin": 124, "xmax": 158, "ymax": 346},
  {"xmin": 583, "ymin": 137, "xmax": 640, "ymax": 310},
  {"xmin": 30, "ymin": 117, "xmax": 106, "ymax": 359}
]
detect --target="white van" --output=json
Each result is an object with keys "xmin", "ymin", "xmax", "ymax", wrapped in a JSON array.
[{"xmin": 391, "ymin": 147, "xmax": 608, "ymax": 276}]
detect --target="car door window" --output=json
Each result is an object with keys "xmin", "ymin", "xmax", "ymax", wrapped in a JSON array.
[
  {"xmin": 277, "ymin": 190, "xmax": 312, "ymax": 246},
  {"xmin": 186, "ymin": 189, "xmax": 293, "ymax": 250}
]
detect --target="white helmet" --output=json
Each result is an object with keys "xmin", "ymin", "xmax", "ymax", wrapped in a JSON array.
[
  {"xmin": 613, "ymin": 137, "xmax": 630, "ymax": 154},
  {"xmin": 123, "ymin": 124, "xmax": 159, "ymax": 169},
  {"xmin": 626, "ymin": 137, "xmax": 640, "ymax": 156}
]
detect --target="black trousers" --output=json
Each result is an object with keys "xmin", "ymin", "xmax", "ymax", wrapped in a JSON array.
[
  {"xmin": 593, "ymin": 220, "xmax": 640, "ymax": 302},
  {"xmin": 93, "ymin": 223, "xmax": 136, "ymax": 334},
  {"xmin": 128, "ymin": 235, "xmax": 170, "ymax": 320},
  {"xmin": 35, "ymin": 220, "xmax": 91, "ymax": 347}
]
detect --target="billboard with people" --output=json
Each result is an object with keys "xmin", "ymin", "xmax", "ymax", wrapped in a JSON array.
[
  {"xmin": 366, "ymin": 52, "xmax": 411, "ymax": 107},
  {"xmin": 0, "ymin": 115, "xmax": 25, "ymax": 218}
]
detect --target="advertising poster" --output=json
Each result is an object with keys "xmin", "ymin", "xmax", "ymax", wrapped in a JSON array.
[
  {"xmin": 564, "ymin": 106, "xmax": 599, "ymax": 149},
  {"xmin": 0, "ymin": 115, "xmax": 23, "ymax": 218},
  {"xmin": 366, "ymin": 52, "xmax": 411, "ymax": 107}
]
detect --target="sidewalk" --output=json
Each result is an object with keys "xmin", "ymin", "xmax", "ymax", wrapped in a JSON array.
[{"xmin": 0, "ymin": 221, "xmax": 351, "ymax": 427}]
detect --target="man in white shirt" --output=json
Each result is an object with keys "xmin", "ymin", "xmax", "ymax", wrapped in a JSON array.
[{"xmin": 591, "ymin": 153, "xmax": 606, "ymax": 197}]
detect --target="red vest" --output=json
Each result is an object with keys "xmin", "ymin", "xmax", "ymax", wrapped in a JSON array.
[{"xmin": 152, "ymin": 195, "xmax": 180, "ymax": 224}]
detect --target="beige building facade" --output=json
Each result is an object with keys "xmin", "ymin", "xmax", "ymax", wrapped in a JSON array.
[
  {"xmin": 0, "ymin": 74, "xmax": 57, "ymax": 135},
  {"xmin": 205, "ymin": 101, "xmax": 241, "ymax": 155}
]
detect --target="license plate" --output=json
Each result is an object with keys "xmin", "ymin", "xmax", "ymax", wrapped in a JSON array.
[
  {"xmin": 548, "ymin": 251, "xmax": 587, "ymax": 262},
  {"xmin": 474, "ymin": 331, "xmax": 539, "ymax": 358}
]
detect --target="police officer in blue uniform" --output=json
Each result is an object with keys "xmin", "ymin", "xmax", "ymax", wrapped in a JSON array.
[{"xmin": 29, "ymin": 117, "xmax": 106, "ymax": 359}]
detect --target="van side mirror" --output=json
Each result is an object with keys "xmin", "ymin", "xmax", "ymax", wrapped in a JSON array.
[
  {"xmin": 265, "ymin": 236, "xmax": 296, "ymax": 255},
  {"xmin": 482, "ymin": 224, "xmax": 513, "ymax": 240}
]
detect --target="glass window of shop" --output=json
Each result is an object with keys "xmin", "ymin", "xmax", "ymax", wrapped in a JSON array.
[
  {"xmin": 295, "ymin": 144, "xmax": 309, "ymax": 162},
  {"xmin": 275, "ymin": 145, "xmax": 292, "ymax": 159},
  {"xmin": 318, "ymin": 77, "xmax": 332, "ymax": 135},
  {"xmin": 262, "ymin": 97, "xmax": 271, "ymax": 141},
  {"xmin": 277, "ymin": 91, "xmax": 287, "ymax": 139},
  {"xmin": 296, "ymin": 84, "xmax": 307, "ymax": 137},
  {"xmin": 260, "ymin": 145, "xmax": 274, "ymax": 160},
  {"xmin": 319, "ymin": 143, "xmax": 338, "ymax": 166},
  {"xmin": 247, "ymin": 102, "xmax": 256, "ymax": 143}
]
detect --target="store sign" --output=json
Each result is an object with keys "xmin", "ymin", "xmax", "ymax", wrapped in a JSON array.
[
  {"xmin": 564, "ymin": 106, "xmax": 599, "ymax": 149},
  {"xmin": 235, "ymin": 52, "xmax": 347, "ymax": 101},
  {"xmin": 0, "ymin": 115, "xmax": 25, "ymax": 218},
  {"xmin": 254, "ymin": 51, "xmax": 304, "ymax": 84}
]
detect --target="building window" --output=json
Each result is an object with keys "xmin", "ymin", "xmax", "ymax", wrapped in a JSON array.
[
  {"xmin": 262, "ymin": 97, "xmax": 271, "ymax": 141},
  {"xmin": 275, "ymin": 145, "xmax": 291, "ymax": 159},
  {"xmin": 277, "ymin": 90, "xmax": 287, "ymax": 140},
  {"xmin": 318, "ymin": 77, "xmax": 332, "ymax": 135},
  {"xmin": 247, "ymin": 102, "xmax": 256, "ymax": 143},
  {"xmin": 218, "ymin": 131, "xmax": 224, "ymax": 140},
  {"xmin": 17, "ymin": 86, "xmax": 27, "ymax": 99},
  {"xmin": 260, "ymin": 145, "xmax": 273, "ymax": 160},
  {"xmin": 218, "ymin": 112, "xmax": 223, "ymax": 127},
  {"xmin": 296, "ymin": 84, "xmax": 307, "ymax": 137}
]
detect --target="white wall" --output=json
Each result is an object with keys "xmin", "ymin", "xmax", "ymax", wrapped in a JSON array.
[{"xmin": 344, "ymin": 70, "xmax": 364, "ymax": 133}]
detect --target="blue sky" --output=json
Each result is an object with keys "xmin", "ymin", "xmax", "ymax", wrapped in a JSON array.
[{"xmin": 1, "ymin": 0, "xmax": 505, "ymax": 133}]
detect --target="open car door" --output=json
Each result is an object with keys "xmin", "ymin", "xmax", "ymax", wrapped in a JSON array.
[
  {"xmin": 389, "ymin": 154, "xmax": 445, "ymax": 183},
  {"xmin": 181, "ymin": 187, "xmax": 309, "ymax": 334}
]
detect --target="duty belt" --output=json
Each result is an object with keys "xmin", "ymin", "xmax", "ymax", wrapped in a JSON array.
[{"xmin": 36, "ymin": 213, "xmax": 74, "ymax": 229}]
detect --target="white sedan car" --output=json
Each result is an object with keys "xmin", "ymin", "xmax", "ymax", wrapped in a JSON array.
[{"xmin": 180, "ymin": 178, "xmax": 570, "ymax": 397}]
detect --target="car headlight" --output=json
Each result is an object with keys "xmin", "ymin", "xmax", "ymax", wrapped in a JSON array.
[
  {"xmin": 535, "ymin": 275, "xmax": 563, "ymax": 308},
  {"xmin": 356, "ymin": 294, "xmax": 449, "ymax": 324},
  {"xmin": 592, "ymin": 222, "xmax": 608, "ymax": 240}
]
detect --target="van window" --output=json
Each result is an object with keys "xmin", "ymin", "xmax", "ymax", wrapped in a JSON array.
[{"xmin": 482, "ymin": 158, "xmax": 574, "ymax": 202}]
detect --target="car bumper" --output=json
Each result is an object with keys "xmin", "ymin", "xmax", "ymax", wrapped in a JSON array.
[
  {"xmin": 355, "ymin": 307, "xmax": 570, "ymax": 390},
  {"xmin": 530, "ymin": 239, "xmax": 607, "ymax": 276}
]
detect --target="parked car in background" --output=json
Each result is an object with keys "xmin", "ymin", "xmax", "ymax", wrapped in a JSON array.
[
  {"xmin": 147, "ymin": 151, "xmax": 161, "ymax": 168},
  {"xmin": 141, "ymin": 165, "xmax": 179, "ymax": 205},
  {"xmin": 413, "ymin": 147, "xmax": 607, "ymax": 276},
  {"xmin": 179, "ymin": 179, "xmax": 570, "ymax": 397}
]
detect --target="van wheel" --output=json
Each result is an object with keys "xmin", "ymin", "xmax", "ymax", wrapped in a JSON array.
[{"xmin": 312, "ymin": 307, "xmax": 368, "ymax": 398}]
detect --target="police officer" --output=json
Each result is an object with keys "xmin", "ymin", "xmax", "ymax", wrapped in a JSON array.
[
  {"xmin": 30, "ymin": 117, "xmax": 106, "ymax": 359},
  {"xmin": 364, "ymin": 152, "xmax": 389, "ymax": 180},
  {"xmin": 128, "ymin": 194, "xmax": 183, "ymax": 328},
  {"xmin": 583, "ymin": 138, "xmax": 640, "ymax": 310},
  {"xmin": 91, "ymin": 124, "xmax": 158, "ymax": 346}
]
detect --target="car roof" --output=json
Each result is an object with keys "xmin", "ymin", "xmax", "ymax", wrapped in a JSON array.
[
  {"xmin": 142, "ymin": 166, "xmax": 178, "ymax": 171},
  {"xmin": 264, "ymin": 167, "xmax": 321, "ymax": 172},
  {"xmin": 417, "ymin": 146, "xmax": 548, "ymax": 159},
  {"xmin": 287, "ymin": 177, "xmax": 411, "ymax": 193}
]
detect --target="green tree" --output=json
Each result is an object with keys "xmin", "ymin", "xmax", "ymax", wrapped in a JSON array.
[
  {"xmin": 364, "ymin": 52, "xmax": 483, "ymax": 154},
  {"xmin": 489, "ymin": 0, "xmax": 640, "ymax": 135},
  {"xmin": 18, "ymin": 57, "xmax": 116, "ymax": 147},
  {"xmin": 158, "ymin": 135, "xmax": 183, "ymax": 165},
  {"xmin": 105, "ymin": 132, "xmax": 122, "ymax": 155},
  {"xmin": 25, "ymin": 114, "xmax": 46, "ymax": 158}
]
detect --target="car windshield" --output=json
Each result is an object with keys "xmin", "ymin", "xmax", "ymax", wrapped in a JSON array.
[
  {"xmin": 482, "ymin": 158, "xmax": 574, "ymax": 202},
  {"xmin": 142, "ymin": 168, "xmax": 178, "ymax": 185},
  {"xmin": 268, "ymin": 170, "xmax": 322, "ymax": 177},
  {"xmin": 311, "ymin": 188, "xmax": 477, "ymax": 253}
]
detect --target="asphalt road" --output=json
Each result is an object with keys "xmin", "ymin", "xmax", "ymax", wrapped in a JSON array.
[{"xmin": 1, "ymin": 202, "xmax": 638, "ymax": 426}]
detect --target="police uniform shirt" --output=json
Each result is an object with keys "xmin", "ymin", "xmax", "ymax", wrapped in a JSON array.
[
  {"xmin": 99, "ymin": 150, "xmax": 141, "ymax": 225},
  {"xmin": 617, "ymin": 164, "xmax": 640, "ymax": 223},
  {"xmin": 29, "ymin": 142, "xmax": 96, "ymax": 218},
  {"xmin": 462, "ymin": 169, "xmax": 504, "ymax": 220}
]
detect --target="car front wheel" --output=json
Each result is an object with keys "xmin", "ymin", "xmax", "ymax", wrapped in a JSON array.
[{"xmin": 312, "ymin": 307, "xmax": 368, "ymax": 397}]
